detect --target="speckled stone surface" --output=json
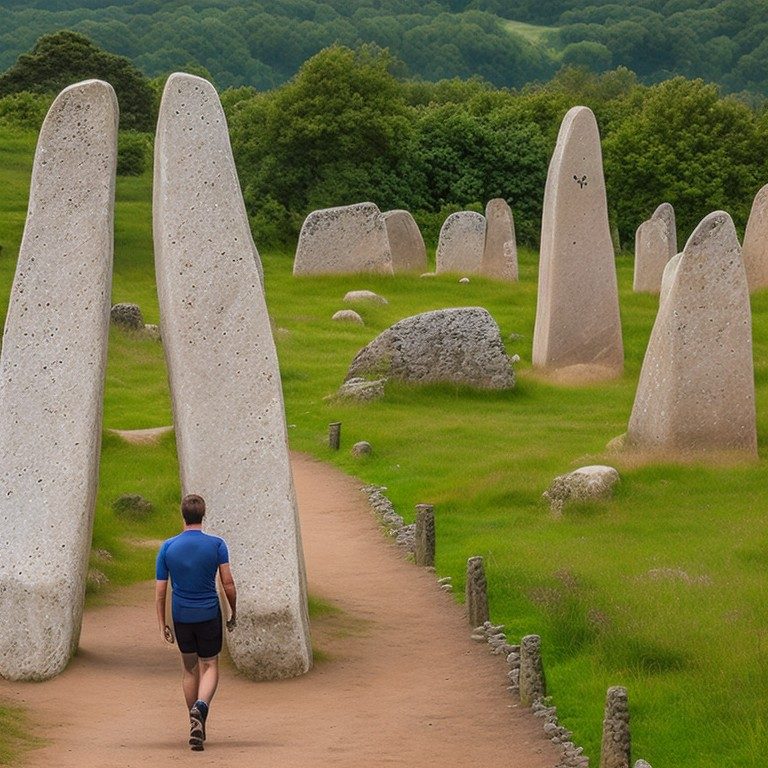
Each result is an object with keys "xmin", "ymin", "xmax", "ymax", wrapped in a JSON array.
[
  {"xmin": 481, "ymin": 198, "xmax": 517, "ymax": 281},
  {"xmin": 293, "ymin": 202, "xmax": 393, "ymax": 276},
  {"xmin": 633, "ymin": 218, "xmax": 670, "ymax": 293},
  {"xmin": 627, "ymin": 211, "xmax": 756, "ymax": 454},
  {"xmin": 383, "ymin": 209, "xmax": 426, "ymax": 273},
  {"xmin": 0, "ymin": 80, "xmax": 117, "ymax": 681},
  {"xmin": 154, "ymin": 73, "xmax": 311, "ymax": 679},
  {"xmin": 651, "ymin": 202, "xmax": 677, "ymax": 258},
  {"xmin": 435, "ymin": 211, "xmax": 485, "ymax": 274},
  {"xmin": 345, "ymin": 307, "xmax": 515, "ymax": 389},
  {"xmin": 532, "ymin": 106, "xmax": 623, "ymax": 377},
  {"xmin": 742, "ymin": 183, "xmax": 768, "ymax": 292}
]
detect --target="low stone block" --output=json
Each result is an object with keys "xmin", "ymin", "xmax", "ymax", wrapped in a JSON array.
[
  {"xmin": 543, "ymin": 466, "xmax": 620, "ymax": 513},
  {"xmin": 294, "ymin": 203, "xmax": 393, "ymax": 276},
  {"xmin": 436, "ymin": 211, "xmax": 485, "ymax": 274},
  {"xmin": 383, "ymin": 209, "xmax": 427, "ymax": 273},
  {"xmin": 345, "ymin": 307, "xmax": 515, "ymax": 390}
]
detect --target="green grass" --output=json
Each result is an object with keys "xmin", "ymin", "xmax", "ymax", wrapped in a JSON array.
[{"xmin": 3, "ymin": 123, "xmax": 768, "ymax": 767}]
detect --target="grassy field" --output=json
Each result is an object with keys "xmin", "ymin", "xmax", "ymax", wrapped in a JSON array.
[{"xmin": 2, "ymin": 123, "xmax": 768, "ymax": 767}]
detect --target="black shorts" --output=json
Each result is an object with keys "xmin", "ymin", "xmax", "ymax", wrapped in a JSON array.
[{"xmin": 174, "ymin": 611, "xmax": 223, "ymax": 658}]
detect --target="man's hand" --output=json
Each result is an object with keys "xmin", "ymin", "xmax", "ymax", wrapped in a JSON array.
[
  {"xmin": 162, "ymin": 625, "xmax": 174, "ymax": 645},
  {"xmin": 226, "ymin": 616, "xmax": 237, "ymax": 633}
]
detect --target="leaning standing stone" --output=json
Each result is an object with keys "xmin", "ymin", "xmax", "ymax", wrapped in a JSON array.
[
  {"xmin": 436, "ymin": 211, "xmax": 486, "ymax": 274},
  {"xmin": 383, "ymin": 209, "xmax": 427, "ymax": 273},
  {"xmin": 627, "ymin": 211, "xmax": 757, "ymax": 455},
  {"xmin": 154, "ymin": 73, "xmax": 312, "ymax": 680},
  {"xmin": 741, "ymin": 183, "xmax": 768, "ymax": 292},
  {"xmin": 0, "ymin": 80, "xmax": 117, "ymax": 681},
  {"xmin": 600, "ymin": 686, "xmax": 631, "ymax": 768},
  {"xmin": 293, "ymin": 202, "xmax": 393, "ymax": 276},
  {"xmin": 481, "ymin": 198, "xmax": 517, "ymax": 280},
  {"xmin": 465, "ymin": 556, "xmax": 489, "ymax": 626},
  {"xmin": 532, "ymin": 106, "xmax": 623, "ymax": 379},
  {"xmin": 345, "ymin": 307, "xmax": 515, "ymax": 390}
]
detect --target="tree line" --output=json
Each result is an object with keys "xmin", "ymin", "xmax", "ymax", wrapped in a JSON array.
[{"xmin": 1, "ymin": 33, "xmax": 767, "ymax": 252}]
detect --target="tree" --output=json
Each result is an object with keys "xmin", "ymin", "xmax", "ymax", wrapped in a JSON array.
[{"xmin": 0, "ymin": 30, "xmax": 154, "ymax": 130}]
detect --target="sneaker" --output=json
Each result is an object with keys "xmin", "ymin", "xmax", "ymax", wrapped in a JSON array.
[{"xmin": 189, "ymin": 706, "xmax": 204, "ymax": 751}]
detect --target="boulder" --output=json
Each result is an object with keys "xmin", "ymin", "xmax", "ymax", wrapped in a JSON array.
[
  {"xmin": 543, "ymin": 465, "xmax": 620, "ymax": 513},
  {"xmin": 345, "ymin": 307, "xmax": 515, "ymax": 390},
  {"xmin": 293, "ymin": 202, "xmax": 393, "ymax": 276},
  {"xmin": 436, "ymin": 211, "xmax": 485, "ymax": 274},
  {"xmin": 111, "ymin": 302, "xmax": 144, "ymax": 330},
  {"xmin": 334, "ymin": 377, "xmax": 386, "ymax": 402},
  {"xmin": 343, "ymin": 290, "xmax": 388, "ymax": 304},
  {"xmin": 352, "ymin": 441, "xmax": 373, "ymax": 456},
  {"xmin": 332, "ymin": 310, "xmax": 364, "ymax": 324}
]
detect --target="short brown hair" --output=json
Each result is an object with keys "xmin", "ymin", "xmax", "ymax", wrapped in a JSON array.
[{"xmin": 181, "ymin": 494, "xmax": 206, "ymax": 525}]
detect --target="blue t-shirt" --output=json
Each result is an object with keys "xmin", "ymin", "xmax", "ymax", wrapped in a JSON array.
[{"xmin": 156, "ymin": 530, "xmax": 229, "ymax": 623}]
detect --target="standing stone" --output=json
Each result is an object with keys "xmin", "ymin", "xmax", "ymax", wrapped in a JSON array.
[
  {"xmin": 600, "ymin": 686, "xmax": 631, "ymax": 768},
  {"xmin": 293, "ymin": 203, "xmax": 393, "ymax": 276},
  {"xmin": 414, "ymin": 504, "xmax": 435, "ymax": 567},
  {"xmin": 328, "ymin": 421, "xmax": 341, "ymax": 450},
  {"xmin": 632, "ymin": 218, "xmax": 670, "ymax": 293},
  {"xmin": 436, "ymin": 211, "xmax": 486, "ymax": 274},
  {"xmin": 651, "ymin": 202, "xmax": 677, "ymax": 259},
  {"xmin": 383, "ymin": 209, "xmax": 427, "ymax": 273},
  {"xmin": 659, "ymin": 252, "xmax": 682, "ymax": 302},
  {"xmin": 465, "ymin": 556, "xmax": 489, "ymax": 627},
  {"xmin": 481, "ymin": 198, "xmax": 518, "ymax": 281},
  {"xmin": 519, "ymin": 634, "xmax": 546, "ymax": 707},
  {"xmin": 741, "ymin": 184, "xmax": 768, "ymax": 292},
  {"xmin": 627, "ymin": 211, "xmax": 756, "ymax": 455},
  {"xmin": 532, "ymin": 106, "xmax": 623, "ymax": 379},
  {"xmin": 154, "ymin": 73, "xmax": 311, "ymax": 679},
  {"xmin": 0, "ymin": 80, "xmax": 117, "ymax": 681}
]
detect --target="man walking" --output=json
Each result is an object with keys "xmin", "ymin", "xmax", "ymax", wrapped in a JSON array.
[{"xmin": 155, "ymin": 494, "xmax": 237, "ymax": 751}]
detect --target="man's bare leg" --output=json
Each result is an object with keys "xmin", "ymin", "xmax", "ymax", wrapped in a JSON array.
[
  {"xmin": 181, "ymin": 653, "xmax": 199, "ymax": 710},
  {"xmin": 197, "ymin": 656, "xmax": 219, "ymax": 704}
]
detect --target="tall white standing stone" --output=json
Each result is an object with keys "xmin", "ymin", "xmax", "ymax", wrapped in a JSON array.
[
  {"xmin": 532, "ymin": 106, "xmax": 623, "ymax": 378},
  {"xmin": 383, "ymin": 209, "xmax": 427, "ymax": 273},
  {"xmin": 435, "ymin": 211, "xmax": 486, "ymax": 274},
  {"xmin": 154, "ymin": 73, "xmax": 312, "ymax": 679},
  {"xmin": 0, "ymin": 80, "xmax": 117, "ymax": 681},
  {"xmin": 627, "ymin": 211, "xmax": 756, "ymax": 455},
  {"xmin": 293, "ymin": 202, "xmax": 393, "ymax": 276},
  {"xmin": 741, "ymin": 184, "xmax": 768, "ymax": 292},
  {"xmin": 632, "ymin": 217, "xmax": 670, "ymax": 293},
  {"xmin": 481, "ymin": 198, "xmax": 518, "ymax": 280},
  {"xmin": 651, "ymin": 202, "xmax": 677, "ymax": 258}
]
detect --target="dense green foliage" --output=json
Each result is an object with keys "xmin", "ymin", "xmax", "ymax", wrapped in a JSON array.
[
  {"xmin": 4, "ymin": 125, "xmax": 768, "ymax": 767},
  {"xmin": 4, "ymin": 0, "xmax": 768, "ymax": 96},
  {"xmin": 0, "ymin": 1, "xmax": 554, "ymax": 91},
  {"xmin": 224, "ymin": 47, "xmax": 768, "ymax": 248},
  {"xmin": 0, "ymin": 30, "xmax": 154, "ymax": 130}
]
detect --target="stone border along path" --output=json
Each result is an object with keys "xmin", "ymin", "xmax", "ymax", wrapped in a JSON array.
[{"xmin": 0, "ymin": 451, "xmax": 560, "ymax": 768}]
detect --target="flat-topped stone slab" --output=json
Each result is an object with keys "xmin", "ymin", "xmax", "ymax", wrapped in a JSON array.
[
  {"xmin": 0, "ymin": 79, "xmax": 117, "ymax": 681},
  {"xmin": 627, "ymin": 211, "xmax": 756, "ymax": 454},
  {"xmin": 532, "ymin": 106, "xmax": 623, "ymax": 378},
  {"xmin": 383, "ymin": 209, "xmax": 427, "ymax": 273},
  {"xmin": 436, "ymin": 211, "xmax": 485, "ymax": 275},
  {"xmin": 481, "ymin": 198, "xmax": 517, "ymax": 281},
  {"xmin": 154, "ymin": 73, "xmax": 311, "ymax": 679},
  {"xmin": 345, "ymin": 307, "xmax": 515, "ymax": 389},
  {"xmin": 294, "ymin": 202, "xmax": 393, "ymax": 276},
  {"xmin": 742, "ymin": 184, "xmax": 768, "ymax": 292}
]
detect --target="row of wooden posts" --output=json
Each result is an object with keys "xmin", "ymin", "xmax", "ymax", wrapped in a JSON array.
[{"xmin": 329, "ymin": 421, "xmax": 642, "ymax": 768}]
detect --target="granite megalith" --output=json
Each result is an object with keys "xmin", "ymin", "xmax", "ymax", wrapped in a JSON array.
[
  {"xmin": 435, "ymin": 212, "xmax": 485, "ymax": 275},
  {"xmin": 293, "ymin": 203, "xmax": 393, "ymax": 276},
  {"xmin": 651, "ymin": 202, "xmax": 677, "ymax": 258},
  {"xmin": 532, "ymin": 106, "xmax": 623, "ymax": 379},
  {"xmin": 0, "ymin": 80, "xmax": 117, "ymax": 681},
  {"xmin": 481, "ymin": 198, "xmax": 517, "ymax": 281},
  {"xmin": 154, "ymin": 73, "xmax": 312, "ymax": 679},
  {"xmin": 345, "ymin": 307, "xmax": 515, "ymax": 389},
  {"xmin": 741, "ymin": 184, "xmax": 768, "ymax": 292},
  {"xmin": 627, "ymin": 211, "xmax": 756, "ymax": 455},
  {"xmin": 383, "ymin": 209, "xmax": 427, "ymax": 273},
  {"xmin": 633, "ymin": 218, "xmax": 670, "ymax": 294}
]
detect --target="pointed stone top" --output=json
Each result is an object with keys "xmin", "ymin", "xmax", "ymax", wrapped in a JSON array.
[
  {"xmin": 652, "ymin": 202, "xmax": 674, "ymax": 222},
  {"xmin": 681, "ymin": 210, "xmax": 736, "ymax": 260}
]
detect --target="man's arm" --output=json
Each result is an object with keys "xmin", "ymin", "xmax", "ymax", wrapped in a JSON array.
[
  {"xmin": 155, "ymin": 579, "xmax": 173, "ymax": 643},
  {"xmin": 219, "ymin": 563, "xmax": 237, "ymax": 628}
]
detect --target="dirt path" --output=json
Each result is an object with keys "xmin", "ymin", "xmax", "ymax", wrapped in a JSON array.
[{"xmin": 1, "ymin": 452, "xmax": 559, "ymax": 767}]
